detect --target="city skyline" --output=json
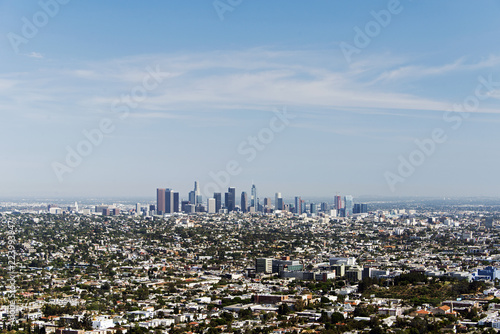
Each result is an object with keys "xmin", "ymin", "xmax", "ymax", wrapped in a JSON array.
[
  {"xmin": 155, "ymin": 181, "xmax": 362, "ymax": 216},
  {"xmin": 1, "ymin": 2, "xmax": 500, "ymax": 198}
]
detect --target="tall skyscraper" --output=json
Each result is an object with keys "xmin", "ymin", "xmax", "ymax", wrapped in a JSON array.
[
  {"xmin": 295, "ymin": 196, "xmax": 302, "ymax": 214},
  {"xmin": 158, "ymin": 188, "xmax": 179, "ymax": 214},
  {"xmin": 275, "ymin": 192, "xmax": 282, "ymax": 209},
  {"xmin": 344, "ymin": 195, "xmax": 354, "ymax": 217},
  {"xmin": 213, "ymin": 193, "xmax": 222, "ymax": 213},
  {"xmin": 189, "ymin": 190, "xmax": 196, "ymax": 205},
  {"xmin": 165, "ymin": 189, "xmax": 174, "ymax": 213},
  {"xmin": 157, "ymin": 188, "xmax": 166, "ymax": 214},
  {"xmin": 225, "ymin": 187, "xmax": 236, "ymax": 212},
  {"xmin": 194, "ymin": 181, "xmax": 202, "ymax": 204},
  {"xmin": 173, "ymin": 192, "xmax": 179, "ymax": 213},
  {"xmin": 321, "ymin": 202, "xmax": 329, "ymax": 212},
  {"xmin": 277, "ymin": 197, "xmax": 284, "ymax": 210},
  {"xmin": 189, "ymin": 181, "xmax": 202, "ymax": 205},
  {"xmin": 241, "ymin": 192, "xmax": 248, "ymax": 213},
  {"xmin": 334, "ymin": 195, "xmax": 343, "ymax": 210},
  {"xmin": 251, "ymin": 184, "xmax": 257, "ymax": 209}
]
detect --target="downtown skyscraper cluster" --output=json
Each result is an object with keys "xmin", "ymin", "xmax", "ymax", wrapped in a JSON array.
[{"xmin": 156, "ymin": 182, "xmax": 367, "ymax": 216}]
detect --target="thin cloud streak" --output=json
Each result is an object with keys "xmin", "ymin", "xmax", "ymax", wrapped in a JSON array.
[{"xmin": 1, "ymin": 49, "xmax": 500, "ymax": 127}]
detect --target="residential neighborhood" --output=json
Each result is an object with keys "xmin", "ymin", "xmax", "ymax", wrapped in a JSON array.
[{"xmin": 2, "ymin": 198, "xmax": 500, "ymax": 333}]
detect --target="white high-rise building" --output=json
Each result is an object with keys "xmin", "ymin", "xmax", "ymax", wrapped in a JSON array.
[
  {"xmin": 275, "ymin": 192, "xmax": 282, "ymax": 209},
  {"xmin": 194, "ymin": 181, "xmax": 202, "ymax": 204},
  {"xmin": 207, "ymin": 198, "xmax": 216, "ymax": 214}
]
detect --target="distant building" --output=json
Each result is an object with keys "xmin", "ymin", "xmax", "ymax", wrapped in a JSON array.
[
  {"xmin": 315, "ymin": 271, "xmax": 336, "ymax": 282},
  {"xmin": 157, "ymin": 188, "xmax": 166, "ymax": 214},
  {"xmin": 442, "ymin": 300, "xmax": 478, "ymax": 311},
  {"xmin": 251, "ymin": 184, "xmax": 258, "ymax": 210},
  {"xmin": 48, "ymin": 205, "xmax": 62, "ymax": 214},
  {"xmin": 330, "ymin": 257, "xmax": 356, "ymax": 266},
  {"xmin": 241, "ymin": 192, "xmax": 248, "ymax": 213},
  {"xmin": 362, "ymin": 267, "xmax": 388, "ymax": 279},
  {"xmin": 92, "ymin": 316, "xmax": 115, "ymax": 330},
  {"xmin": 484, "ymin": 217, "xmax": 495, "ymax": 228},
  {"xmin": 195, "ymin": 203, "xmax": 206, "ymax": 213},
  {"xmin": 281, "ymin": 270, "xmax": 335, "ymax": 281},
  {"xmin": 207, "ymin": 198, "xmax": 216, "ymax": 214},
  {"xmin": 272, "ymin": 259, "xmax": 303, "ymax": 273},
  {"xmin": 213, "ymin": 193, "xmax": 222, "ymax": 213},
  {"xmin": 185, "ymin": 204, "xmax": 196, "ymax": 214},
  {"xmin": 295, "ymin": 196, "xmax": 302, "ymax": 214},
  {"xmin": 173, "ymin": 192, "xmax": 179, "ymax": 213},
  {"xmin": 379, "ymin": 308, "xmax": 402, "ymax": 316},
  {"xmin": 56, "ymin": 329, "xmax": 84, "ymax": 334},
  {"xmin": 344, "ymin": 195, "xmax": 353, "ymax": 216},
  {"xmin": 474, "ymin": 266, "xmax": 500, "ymax": 281},
  {"xmin": 346, "ymin": 267, "xmax": 362, "ymax": 282},
  {"xmin": 225, "ymin": 187, "xmax": 236, "ymax": 212},
  {"xmin": 194, "ymin": 181, "xmax": 202, "ymax": 204},
  {"xmin": 334, "ymin": 195, "xmax": 342, "ymax": 210},
  {"xmin": 157, "ymin": 188, "xmax": 179, "ymax": 214},
  {"xmin": 165, "ymin": 189, "xmax": 174, "ymax": 213},
  {"xmin": 253, "ymin": 294, "xmax": 288, "ymax": 304},
  {"xmin": 332, "ymin": 264, "xmax": 346, "ymax": 277},
  {"xmin": 275, "ymin": 192, "xmax": 282, "ymax": 210},
  {"xmin": 353, "ymin": 203, "xmax": 368, "ymax": 214},
  {"xmin": 256, "ymin": 258, "xmax": 273, "ymax": 273},
  {"xmin": 181, "ymin": 201, "xmax": 190, "ymax": 213},
  {"xmin": 189, "ymin": 190, "xmax": 196, "ymax": 205}
]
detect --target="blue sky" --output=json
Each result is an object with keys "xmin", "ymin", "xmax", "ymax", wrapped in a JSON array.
[{"xmin": 1, "ymin": 0, "xmax": 500, "ymax": 199}]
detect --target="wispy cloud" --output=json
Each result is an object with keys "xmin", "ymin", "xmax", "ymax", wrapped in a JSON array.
[
  {"xmin": 372, "ymin": 58, "xmax": 465, "ymax": 83},
  {"xmin": 27, "ymin": 52, "xmax": 43, "ymax": 59},
  {"xmin": 372, "ymin": 55, "xmax": 500, "ymax": 83},
  {"xmin": 1, "ymin": 49, "xmax": 500, "ymax": 126}
]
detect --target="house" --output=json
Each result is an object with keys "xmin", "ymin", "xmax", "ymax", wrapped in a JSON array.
[
  {"xmin": 92, "ymin": 316, "xmax": 115, "ymax": 330},
  {"xmin": 126, "ymin": 311, "xmax": 153, "ymax": 320},
  {"xmin": 415, "ymin": 309, "xmax": 432, "ymax": 316},
  {"xmin": 432, "ymin": 305, "xmax": 457, "ymax": 316}
]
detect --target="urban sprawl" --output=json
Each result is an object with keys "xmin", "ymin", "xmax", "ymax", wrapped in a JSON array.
[{"xmin": 2, "ymin": 184, "xmax": 500, "ymax": 334}]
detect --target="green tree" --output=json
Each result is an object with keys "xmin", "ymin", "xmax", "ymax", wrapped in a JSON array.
[{"xmin": 278, "ymin": 303, "xmax": 290, "ymax": 315}]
